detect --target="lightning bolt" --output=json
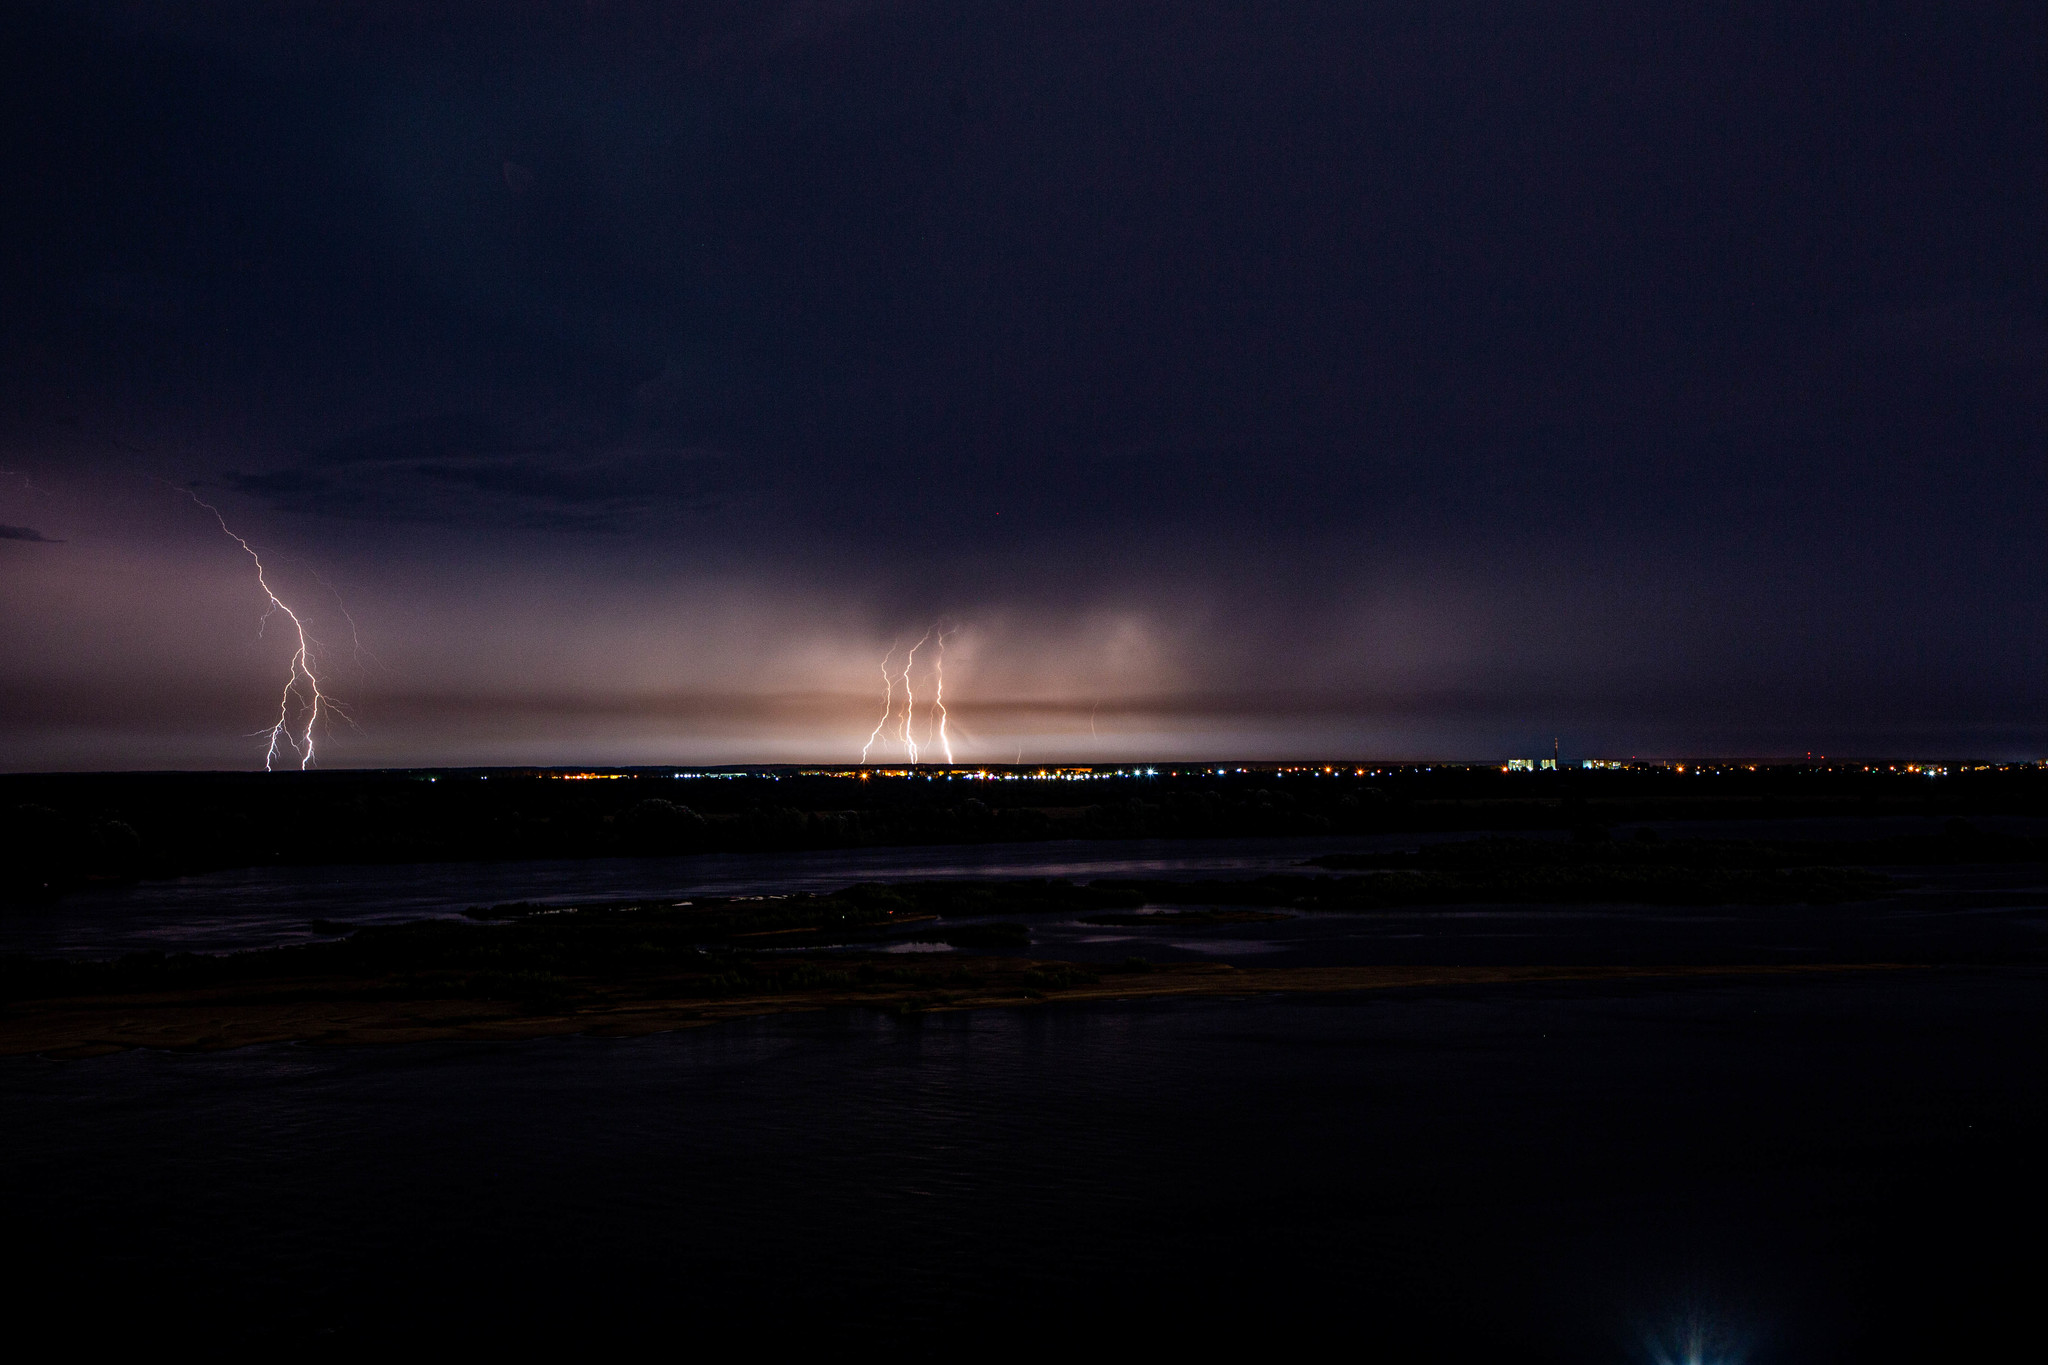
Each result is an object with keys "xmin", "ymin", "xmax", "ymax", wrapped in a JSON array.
[
  {"xmin": 310, "ymin": 565, "xmax": 378, "ymax": 671},
  {"xmin": 861, "ymin": 642, "xmax": 897, "ymax": 763},
  {"xmin": 860, "ymin": 621, "xmax": 964, "ymax": 765},
  {"xmin": 898, "ymin": 627, "xmax": 932, "ymax": 763},
  {"xmin": 931, "ymin": 624, "xmax": 958, "ymax": 765},
  {"xmin": 180, "ymin": 490, "xmax": 333, "ymax": 771}
]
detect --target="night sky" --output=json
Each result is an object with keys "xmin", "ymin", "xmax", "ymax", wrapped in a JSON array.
[{"xmin": 2, "ymin": 2, "xmax": 2042, "ymax": 769}]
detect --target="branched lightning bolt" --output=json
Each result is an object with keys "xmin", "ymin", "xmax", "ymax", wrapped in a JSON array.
[
  {"xmin": 861, "ymin": 642, "xmax": 897, "ymax": 763},
  {"xmin": 898, "ymin": 627, "xmax": 932, "ymax": 764},
  {"xmin": 180, "ymin": 490, "xmax": 331, "ymax": 771},
  {"xmin": 860, "ymin": 622, "xmax": 963, "ymax": 765},
  {"xmin": 309, "ymin": 565, "xmax": 378, "ymax": 674}
]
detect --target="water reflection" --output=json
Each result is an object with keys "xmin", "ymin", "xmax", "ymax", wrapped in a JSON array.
[
  {"xmin": 2, "ymin": 970, "xmax": 2038, "ymax": 1355},
  {"xmin": 1642, "ymin": 1304, "xmax": 1754, "ymax": 1365}
]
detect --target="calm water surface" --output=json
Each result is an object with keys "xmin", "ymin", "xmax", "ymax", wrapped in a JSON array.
[
  {"xmin": 2, "ymin": 832, "xmax": 1452, "ymax": 957},
  {"xmin": 10, "ymin": 815, "xmax": 2045, "ymax": 960},
  {"xmin": 4, "ymin": 821, "xmax": 2045, "ymax": 1356},
  {"xmin": 4, "ymin": 970, "xmax": 2042, "ymax": 1358}
]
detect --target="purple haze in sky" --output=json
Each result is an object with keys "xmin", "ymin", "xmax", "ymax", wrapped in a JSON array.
[{"xmin": 1, "ymin": 2, "xmax": 2042, "ymax": 768}]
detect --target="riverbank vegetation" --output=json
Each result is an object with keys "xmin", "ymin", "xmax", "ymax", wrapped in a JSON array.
[{"xmin": 0, "ymin": 850, "xmax": 1899, "ymax": 1014}]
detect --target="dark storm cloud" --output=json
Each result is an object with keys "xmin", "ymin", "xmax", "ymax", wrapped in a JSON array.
[
  {"xmin": 0, "ymin": 525, "xmax": 61, "ymax": 543},
  {"xmin": 8, "ymin": 2, "xmax": 2041, "ymax": 538},
  {"xmin": 0, "ymin": 1, "xmax": 2042, "ymax": 764},
  {"xmin": 1850, "ymin": 299, "xmax": 2048, "ymax": 371},
  {"xmin": 219, "ymin": 413, "xmax": 736, "ymax": 529}
]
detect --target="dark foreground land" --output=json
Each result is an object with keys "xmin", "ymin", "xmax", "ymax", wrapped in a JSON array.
[
  {"xmin": 2, "ymin": 952, "xmax": 1905, "ymax": 1057},
  {"xmin": 4, "ymin": 963, "xmax": 2042, "ymax": 1360},
  {"xmin": 6, "ymin": 761, "xmax": 2045, "ymax": 899},
  {"xmin": 4, "ymin": 827, "xmax": 2039, "ymax": 1056},
  {"xmin": 1, "ymin": 805, "xmax": 2043, "ymax": 1359}
]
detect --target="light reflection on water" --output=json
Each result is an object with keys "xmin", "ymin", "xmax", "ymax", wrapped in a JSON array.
[
  {"xmin": 1167, "ymin": 937, "xmax": 1285, "ymax": 954},
  {"xmin": 1641, "ymin": 1303, "xmax": 1755, "ymax": 1365}
]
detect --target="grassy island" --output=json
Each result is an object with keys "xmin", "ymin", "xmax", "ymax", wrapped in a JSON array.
[{"xmin": 0, "ymin": 843, "xmax": 1934, "ymax": 1057}]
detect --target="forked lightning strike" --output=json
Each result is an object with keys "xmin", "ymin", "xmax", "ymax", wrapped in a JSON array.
[
  {"xmin": 861, "ymin": 643, "xmax": 898, "ymax": 763},
  {"xmin": 931, "ymin": 625, "xmax": 957, "ymax": 764},
  {"xmin": 862, "ymin": 621, "xmax": 960, "ymax": 765},
  {"xmin": 181, "ymin": 490, "xmax": 333, "ymax": 770},
  {"xmin": 898, "ymin": 628, "xmax": 932, "ymax": 763}
]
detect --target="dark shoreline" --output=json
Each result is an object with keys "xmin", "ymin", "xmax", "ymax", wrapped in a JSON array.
[
  {"xmin": 4, "ymin": 831, "xmax": 2035, "ymax": 1057},
  {"xmin": 0, "ymin": 959, "xmax": 1928, "ymax": 1059},
  {"xmin": 8, "ymin": 763, "xmax": 2042, "ymax": 902}
]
